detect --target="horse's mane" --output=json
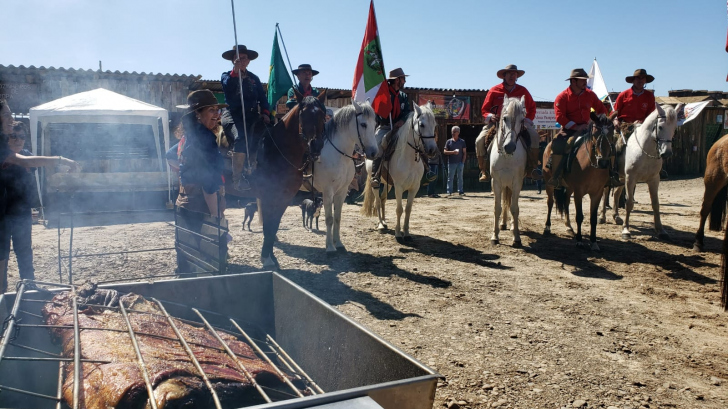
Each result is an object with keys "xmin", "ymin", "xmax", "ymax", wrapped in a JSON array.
[
  {"xmin": 324, "ymin": 102, "xmax": 374, "ymax": 139},
  {"xmin": 502, "ymin": 97, "xmax": 526, "ymax": 121}
]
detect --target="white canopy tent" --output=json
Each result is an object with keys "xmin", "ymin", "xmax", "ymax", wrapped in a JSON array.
[{"xmin": 28, "ymin": 88, "xmax": 172, "ymax": 206}]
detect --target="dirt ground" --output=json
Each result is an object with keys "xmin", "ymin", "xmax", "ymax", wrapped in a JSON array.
[{"xmin": 7, "ymin": 177, "xmax": 728, "ymax": 409}]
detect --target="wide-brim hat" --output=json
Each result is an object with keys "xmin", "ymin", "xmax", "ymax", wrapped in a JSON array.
[
  {"xmin": 292, "ymin": 64, "xmax": 319, "ymax": 76},
  {"xmin": 387, "ymin": 68, "xmax": 409, "ymax": 80},
  {"xmin": 625, "ymin": 69, "xmax": 655, "ymax": 83},
  {"xmin": 176, "ymin": 90, "xmax": 228, "ymax": 112},
  {"xmin": 222, "ymin": 45, "xmax": 258, "ymax": 61},
  {"xmin": 497, "ymin": 64, "xmax": 525, "ymax": 79},
  {"xmin": 565, "ymin": 68, "xmax": 589, "ymax": 81}
]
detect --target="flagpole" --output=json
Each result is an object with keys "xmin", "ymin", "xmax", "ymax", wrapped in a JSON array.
[
  {"xmin": 230, "ymin": 0, "xmax": 251, "ymax": 170},
  {"xmin": 276, "ymin": 23, "xmax": 298, "ymax": 87}
]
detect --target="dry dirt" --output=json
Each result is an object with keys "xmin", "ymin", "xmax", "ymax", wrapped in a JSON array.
[{"xmin": 7, "ymin": 177, "xmax": 728, "ymax": 409}]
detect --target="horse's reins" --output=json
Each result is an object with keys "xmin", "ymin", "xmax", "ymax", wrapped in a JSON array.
[
  {"xmin": 634, "ymin": 115, "xmax": 669, "ymax": 160},
  {"xmin": 326, "ymin": 111, "xmax": 367, "ymax": 160},
  {"xmin": 584, "ymin": 121, "xmax": 611, "ymax": 169},
  {"xmin": 495, "ymin": 108, "xmax": 525, "ymax": 155},
  {"xmin": 407, "ymin": 115, "xmax": 435, "ymax": 161}
]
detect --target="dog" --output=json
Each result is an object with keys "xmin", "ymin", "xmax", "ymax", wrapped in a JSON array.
[
  {"xmin": 300, "ymin": 197, "xmax": 323, "ymax": 231},
  {"xmin": 242, "ymin": 201, "xmax": 257, "ymax": 231}
]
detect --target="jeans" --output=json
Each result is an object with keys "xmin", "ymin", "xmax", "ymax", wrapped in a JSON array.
[
  {"xmin": 427, "ymin": 164, "xmax": 440, "ymax": 195},
  {"xmin": 0, "ymin": 212, "xmax": 35, "ymax": 281},
  {"xmin": 447, "ymin": 162, "xmax": 464, "ymax": 194}
]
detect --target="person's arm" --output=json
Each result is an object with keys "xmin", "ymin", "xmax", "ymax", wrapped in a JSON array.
[
  {"xmin": 482, "ymin": 89, "xmax": 495, "ymax": 122},
  {"xmin": 554, "ymin": 92, "xmax": 573, "ymax": 129},
  {"xmin": 221, "ymin": 72, "xmax": 241, "ymax": 114},
  {"xmin": 462, "ymin": 146, "xmax": 467, "ymax": 163},
  {"xmin": 443, "ymin": 141, "xmax": 454, "ymax": 155},
  {"xmin": 254, "ymin": 74, "xmax": 271, "ymax": 122},
  {"xmin": 394, "ymin": 92, "xmax": 410, "ymax": 127},
  {"xmin": 5, "ymin": 153, "xmax": 77, "ymax": 170},
  {"xmin": 592, "ymin": 92, "xmax": 608, "ymax": 116},
  {"xmin": 524, "ymin": 89, "xmax": 537, "ymax": 122},
  {"xmin": 285, "ymin": 87, "xmax": 297, "ymax": 109}
]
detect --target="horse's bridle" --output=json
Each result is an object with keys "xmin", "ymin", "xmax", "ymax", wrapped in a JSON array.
[
  {"xmin": 496, "ymin": 113, "xmax": 525, "ymax": 155},
  {"xmin": 407, "ymin": 114, "xmax": 435, "ymax": 161},
  {"xmin": 325, "ymin": 111, "xmax": 367, "ymax": 160},
  {"xmin": 635, "ymin": 115, "xmax": 670, "ymax": 160},
  {"xmin": 585, "ymin": 120, "xmax": 612, "ymax": 168}
]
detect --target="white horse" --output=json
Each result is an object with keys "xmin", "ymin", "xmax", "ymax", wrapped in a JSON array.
[
  {"xmin": 361, "ymin": 103, "xmax": 439, "ymax": 241},
  {"xmin": 312, "ymin": 101, "xmax": 379, "ymax": 252},
  {"xmin": 490, "ymin": 96, "xmax": 527, "ymax": 247},
  {"xmin": 600, "ymin": 103, "xmax": 682, "ymax": 239}
]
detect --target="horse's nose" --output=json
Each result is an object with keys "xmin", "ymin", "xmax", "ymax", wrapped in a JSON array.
[
  {"xmin": 661, "ymin": 150, "xmax": 673, "ymax": 159},
  {"xmin": 367, "ymin": 146, "xmax": 379, "ymax": 159},
  {"xmin": 504, "ymin": 141, "xmax": 516, "ymax": 155},
  {"xmin": 427, "ymin": 146, "xmax": 437, "ymax": 156}
]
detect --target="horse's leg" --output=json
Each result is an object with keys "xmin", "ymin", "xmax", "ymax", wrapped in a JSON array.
[
  {"xmin": 333, "ymin": 189, "xmax": 348, "ymax": 250},
  {"xmin": 491, "ymin": 179, "xmax": 502, "ymax": 244},
  {"xmin": 402, "ymin": 187, "xmax": 416, "ymax": 240},
  {"xmin": 621, "ymin": 175, "xmax": 637, "ymax": 239},
  {"xmin": 323, "ymin": 190, "xmax": 336, "ymax": 253},
  {"xmin": 599, "ymin": 186, "xmax": 609, "ymax": 224},
  {"xmin": 500, "ymin": 192, "xmax": 509, "ymax": 231},
  {"xmin": 544, "ymin": 186, "xmax": 553, "ymax": 235},
  {"xmin": 261, "ymin": 201, "xmax": 285, "ymax": 269},
  {"xmin": 394, "ymin": 185, "xmax": 404, "ymax": 239},
  {"xmin": 589, "ymin": 190, "xmax": 602, "ymax": 251},
  {"xmin": 375, "ymin": 185, "xmax": 387, "ymax": 232},
  {"xmin": 694, "ymin": 171, "xmax": 726, "ymax": 251},
  {"xmin": 612, "ymin": 185, "xmax": 624, "ymax": 225},
  {"xmin": 647, "ymin": 176, "xmax": 669, "ymax": 240},
  {"xmin": 511, "ymin": 184, "xmax": 522, "ymax": 247},
  {"xmin": 564, "ymin": 190, "xmax": 575, "ymax": 236},
  {"xmin": 574, "ymin": 193, "xmax": 584, "ymax": 247}
]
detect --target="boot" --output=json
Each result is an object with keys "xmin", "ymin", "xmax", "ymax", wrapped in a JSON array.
[
  {"xmin": 606, "ymin": 156, "xmax": 624, "ymax": 188},
  {"xmin": 547, "ymin": 154, "xmax": 565, "ymax": 187},
  {"xmin": 371, "ymin": 157, "xmax": 383, "ymax": 189},
  {"xmin": 477, "ymin": 156, "xmax": 490, "ymax": 182},
  {"xmin": 527, "ymin": 148, "xmax": 542, "ymax": 180},
  {"xmin": 232, "ymin": 152, "xmax": 251, "ymax": 191}
]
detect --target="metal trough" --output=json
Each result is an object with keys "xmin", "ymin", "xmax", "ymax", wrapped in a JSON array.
[{"xmin": 0, "ymin": 272, "xmax": 440, "ymax": 409}]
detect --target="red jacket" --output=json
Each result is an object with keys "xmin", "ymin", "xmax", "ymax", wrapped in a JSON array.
[
  {"xmin": 614, "ymin": 88, "xmax": 655, "ymax": 123},
  {"xmin": 554, "ymin": 87, "xmax": 607, "ymax": 129},
  {"xmin": 481, "ymin": 83, "xmax": 536, "ymax": 121}
]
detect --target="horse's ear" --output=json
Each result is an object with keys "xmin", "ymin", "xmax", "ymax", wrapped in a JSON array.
[
  {"xmin": 520, "ymin": 95, "xmax": 525, "ymax": 105},
  {"xmin": 590, "ymin": 110, "xmax": 600, "ymax": 124},
  {"xmin": 352, "ymin": 99, "xmax": 362, "ymax": 115},
  {"xmin": 655, "ymin": 103, "xmax": 665, "ymax": 117},
  {"xmin": 413, "ymin": 103, "xmax": 422, "ymax": 117},
  {"xmin": 294, "ymin": 88, "xmax": 304, "ymax": 102},
  {"xmin": 673, "ymin": 103, "xmax": 685, "ymax": 118},
  {"xmin": 317, "ymin": 89, "xmax": 327, "ymax": 103}
]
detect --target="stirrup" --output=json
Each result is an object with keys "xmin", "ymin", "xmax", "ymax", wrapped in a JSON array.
[
  {"xmin": 371, "ymin": 178, "xmax": 381, "ymax": 188},
  {"xmin": 479, "ymin": 171, "xmax": 490, "ymax": 182},
  {"xmin": 530, "ymin": 168, "xmax": 543, "ymax": 181},
  {"xmin": 547, "ymin": 177, "xmax": 561, "ymax": 188},
  {"xmin": 424, "ymin": 171, "xmax": 437, "ymax": 182},
  {"xmin": 234, "ymin": 176, "xmax": 252, "ymax": 191},
  {"xmin": 608, "ymin": 175, "xmax": 624, "ymax": 188}
]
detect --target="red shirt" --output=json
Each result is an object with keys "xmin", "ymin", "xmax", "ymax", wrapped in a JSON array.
[
  {"xmin": 614, "ymin": 88, "xmax": 655, "ymax": 123},
  {"xmin": 554, "ymin": 87, "xmax": 607, "ymax": 129},
  {"xmin": 481, "ymin": 83, "xmax": 536, "ymax": 121}
]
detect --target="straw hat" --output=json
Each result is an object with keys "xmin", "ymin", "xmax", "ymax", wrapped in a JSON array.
[
  {"xmin": 565, "ymin": 68, "xmax": 589, "ymax": 81},
  {"xmin": 176, "ymin": 90, "xmax": 228, "ymax": 112},
  {"xmin": 497, "ymin": 64, "xmax": 525, "ymax": 79},
  {"xmin": 625, "ymin": 69, "xmax": 655, "ymax": 83},
  {"xmin": 292, "ymin": 64, "xmax": 319, "ymax": 76},
  {"xmin": 221, "ymin": 45, "xmax": 259, "ymax": 61}
]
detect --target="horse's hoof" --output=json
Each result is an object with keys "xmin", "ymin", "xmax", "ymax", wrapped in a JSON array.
[
  {"xmin": 658, "ymin": 232, "xmax": 671, "ymax": 241},
  {"xmin": 543, "ymin": 227, "xmax": 551, "ymax": 236},
  {"xmin": 693, "ymin": 243, "xmax": 704, "ymax": 252},
  {"xmin": 566, "ymin": 228, "xmax": 575, "ymax": 237},
  {"xmin": 512, "ymin": 240, "xmax": 522, "ymax": 248},
  {"xmin": 614, "ymin": 217, "xmax": 624, "ymax": 226},
  {"xmin": 377, "ymin": 226, "xmax": 387, "ymax": 233},
  {"xmin": 598, "ymin": 217, "xmax": 606, "ymax": 225},
  {"xmin": 395, "ymin": 236, "xmax": 404, "ymax": 244},
  {"xmin": 621, "ymin": 232, "xmax": 632, "ymax": 240},
  {"xmin": 326, "ymin": 249, "xmax": 337, "ymax": 256},
  {"xmin": 590, "ymin": 242, "xmax": 601, "ymax": 252},
  {"xmin": 261, "ymin": 255, "xmax": 279, "ymax": 270},
  {"xmin": 490, "ymin": 239, "xmax": 499, "ymax": 245},
  {"xmin": 500, "ymin": 224, "xmax": 508, "ymax": 230}
]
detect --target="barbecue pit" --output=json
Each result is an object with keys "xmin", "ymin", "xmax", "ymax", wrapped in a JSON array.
[{"xmin": 0, "ymin": 272, "xmax": 440, "ymax": 409}]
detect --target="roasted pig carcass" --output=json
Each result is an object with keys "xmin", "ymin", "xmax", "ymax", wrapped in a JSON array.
[{"xmin": 42, "ymin": 286, "xmax": 303, "ymax": 409}]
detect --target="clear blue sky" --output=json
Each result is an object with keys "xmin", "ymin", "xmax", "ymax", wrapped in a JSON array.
[{"xmin": 2, "ymin": 0, "xmax": 727, "ymax": 101}]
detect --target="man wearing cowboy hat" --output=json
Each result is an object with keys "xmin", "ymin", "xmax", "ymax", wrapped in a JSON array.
[
  {"xmin": 475, "ymin": 64, "xmax": 540, "ymax": 182},
  {"xmin": 220, "ymin": 45, "xmax": 271, "ymax": 191},
  {"xmin": 286, "ymin": 64, "xmax": 321, "ymax": 109},
  {"xmin": 548, "ymin": 68, "xmax": 617, "ymax": 188},
  {"xmin": 612, "ymin": 69, "xmax": 656, "ymax": 127},
  {"xmin": 371, "ymin": 68, "xmax": 435, "ymax": 188}
]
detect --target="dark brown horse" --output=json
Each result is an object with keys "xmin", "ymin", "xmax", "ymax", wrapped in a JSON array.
[
  {"xmin": 693, "ymin": 133, "xmax": 728, "ymax": 309},
  {"xmin": 252, "ymin": 92, "xmax": 326, "ymax": 268},
  {"xmin": 543, "ymin": 112, "xmax": 614, "ymax": 251}
]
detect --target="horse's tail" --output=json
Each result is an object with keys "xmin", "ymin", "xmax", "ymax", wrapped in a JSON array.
[
  {"xmin": 503, "ymin": 186, "xmax": 512, "ymax": 211},
  {"xmin": 361, "ymin": 175, "xmax": 376, "ymax": 217},
  {"xmin": 554, "ymin": 187, "xmax": 569, "ymax": 217},
  {"xmin": 721, "ymin": 222, "xmax": 728, "ymax": 310},
  {"xmin": 709, "ymin": 185, "xmax": 727, "ymax": 231},
  {"xmin": 256, "ymin": 198, "xmax": 263, "ymax": 226}
]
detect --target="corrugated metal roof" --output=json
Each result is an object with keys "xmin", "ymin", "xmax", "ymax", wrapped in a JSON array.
[
  {"xmin": 718, "ymin": 99, "xmax": 728, "ymax": 107},
  {"xmin": 0, "ymin": 64, "xmax": 200, "ymax": 81},
  {"xmin": 655, "ymin": 95, "xmax": 714, "ymax": 105}
]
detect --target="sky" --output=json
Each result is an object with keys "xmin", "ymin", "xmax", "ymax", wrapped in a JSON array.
[{"xmin": 2, "ymin": 0, "xmax": 727, "ymax": 102}]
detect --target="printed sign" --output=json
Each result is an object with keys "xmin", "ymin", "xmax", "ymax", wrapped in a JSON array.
[
  {"xmin": 533, "ymin": 108, "xmax": 558, "ymax": 129},
  {"xmin": 677, "ymin": 101, "xmax": 711, "ymax": 126},
  {"xmin": 418, "ymin": 94, "xmax": 471, "ymax": 120}
]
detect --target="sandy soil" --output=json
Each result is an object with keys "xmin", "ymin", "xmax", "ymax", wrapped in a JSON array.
[{"xmin": 8, "ymin": 177, "xmax": 728, "ymax": 409}]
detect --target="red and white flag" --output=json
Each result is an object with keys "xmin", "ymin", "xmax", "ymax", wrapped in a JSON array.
[{"xmin": 352, "ymin": 0, "xmax": 391, "ymax": 117}]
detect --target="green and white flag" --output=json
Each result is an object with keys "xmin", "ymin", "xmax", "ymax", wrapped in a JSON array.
[{"xmin": 268, "ymin": 30, "xmax": 293, "ymax": 114}]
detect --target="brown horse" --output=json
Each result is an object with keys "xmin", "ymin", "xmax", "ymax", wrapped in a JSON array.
[
  {"xmin": 692, "ymin": 133, "xmax": 728, "ymax": 309},
  {"xmin": 252, "ymin": 92, "xmax": 326, "ymax": 268},
  {"xmin": 543, "ymin": 112, "xmax": 614, "ymax": 251}
]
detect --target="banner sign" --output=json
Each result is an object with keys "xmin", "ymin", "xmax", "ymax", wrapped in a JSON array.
[
  {"xmin": 533, "ymin": 108, "xmax": 558, "ymax": 129},
  {"xmin": 677, "ymin": 101, "xmax": 711, "ymax": 126},
  {"xmin": 418, "ymin": 94, "xmax": 470, "ymax": 120}
]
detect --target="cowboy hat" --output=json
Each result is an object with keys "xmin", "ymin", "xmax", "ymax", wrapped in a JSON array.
[
  {"xmin": 176, "ymin": 90, "xmax": 228, "ymax": 112},
  {"xmin": 625, "ymin": 69, "xmax": 655, "ymax": 83},
  {"xmin": 565, "ymin": 68, "xmax": 589, "ymax": 81},
  {"xmin": 497, "ymin": 64, "xmax": 525, "ymax": 79},
  {"xmin": 292, "ymin": 64, "xmax": 319, "ymax": 76},
  {"xmin": 387, "ymin": 68, "xmax": 409, "ymax": 80},
  {"xmin": 221, "ymin": 45, "xmax": 258, "ymax": 61}
]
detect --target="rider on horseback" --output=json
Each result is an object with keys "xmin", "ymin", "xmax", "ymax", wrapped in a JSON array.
[
  {"xmin": 285, "ymin": 64, "xmax": 325, "ymax": 162},
  {"xmin": 221, "ymin": 45, "xmax": 272, "ymax": 192},
  {"xmin": 475, "ymin": 65, "xmax": 541, "ymax": 182},
  {"xmin": 548, "ymin": 68, "xmax": 622, "ymax": 188},
  {"xmin": 370, "ymin": 68, "xmax": 436, "ymax": 189}
]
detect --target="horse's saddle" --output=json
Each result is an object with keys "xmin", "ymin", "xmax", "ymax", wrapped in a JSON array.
[
  {"xmin": 565, "ymin": 134, "xmax": 589, "ymax": 174},
  {"xmin": 382, "ymin": 129, "xmax": 400, "ymax": 162}
]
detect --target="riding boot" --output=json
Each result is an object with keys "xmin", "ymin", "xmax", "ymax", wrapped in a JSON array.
[
  {"xmin": 371, "ymin": 157, "xmax": 383, "ymax": 189},
  {"xmin": 232, "ymin": 152, "xmax": 251, "ymax": 191},
  {"xmin": 477, "ymin": 156, "xmax": 490, "ymax": 182},
  {"xmin": 527, "ymin": 148, "xmax": 543, "ymax": 180},
  {"xmin": 547, "ymin": 154, "xmax": 565, "ymax": 187},
  {"xmin": 606, "ymin": 155, "xmax": 624, "ymax": 188}
]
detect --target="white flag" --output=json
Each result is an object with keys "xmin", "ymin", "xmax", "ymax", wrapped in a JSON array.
[
  {"xmin": 587, "ymin": 59, "xmax": 613, "ymax": 109},
  {"xmin": 677, "ymin": 101, "xmax": 711, "ymax": 126}
]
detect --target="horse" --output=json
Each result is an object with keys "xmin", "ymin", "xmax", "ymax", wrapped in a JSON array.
[
  {"xmin": 311, "ymin": 101, "xmax": 378, "ymax": 252},
  {"xmin": 253, "ymin": 92, "xmax": 326, "ymax": 268},
  {"xmin": 489, "ymin": 96, "xmax": 527, "ymax": 247},
  {"xmin": 543, "ymin": 112, "xmax": 614, "ymax": 251},
  {"xmin": 361, "ymin": 103, "xmax": 439, "ymax": 241},
  {"xmin": 600, "ymin": 104, "xmax": 681, "ymax": 240},
  {"xmin": 693, "ymin": 133, "xmax": 728, "ymax": 310}
]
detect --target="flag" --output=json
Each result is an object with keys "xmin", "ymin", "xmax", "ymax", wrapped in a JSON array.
[
  {"xmin": 352, "ymin": 0, "xmax": 391, "ymax": 117},
  {"xmin": 267, "ymin": 30, "xmax": 293, "ymax": 114},
  {"xmin": 587, "ymin": 59, "xmax": 613, "ymax": 110},
  {"xmin": 725, "ymin": 0, "xmax": 728, "ymax": 53}
]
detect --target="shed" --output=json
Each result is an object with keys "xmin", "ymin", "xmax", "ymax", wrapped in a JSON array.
[{"xmin": 28, "ymin": 88, "xmax": 172, "ymax": 212}]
